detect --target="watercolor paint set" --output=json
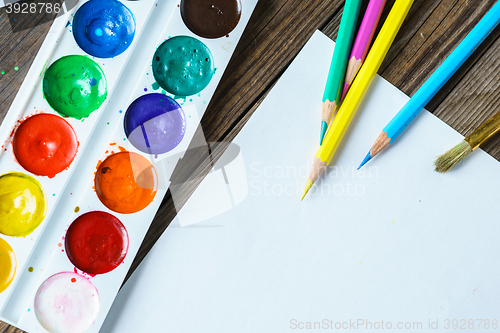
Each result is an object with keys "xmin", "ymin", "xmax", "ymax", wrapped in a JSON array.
[{"xmin": 0, "ymin": 0, "xmax": 257, "ymax": 332}]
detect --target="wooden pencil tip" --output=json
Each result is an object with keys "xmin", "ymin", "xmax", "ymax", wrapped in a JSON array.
[
  {"xmin": 301, "ymin": 180, "xmax": 313, "ymax": 201},
  {"xmin": 434, "ymin": 140, "xmax": 472, "ymax": 173},
  {"xmin": 320, "ymin": 122, "xmax": 328, "ymax": 145},
  {"xmin": 362, "ymin": 132, "xmax": 391, "ymax": 167}
]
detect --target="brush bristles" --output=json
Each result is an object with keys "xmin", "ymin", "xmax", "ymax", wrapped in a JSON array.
[{"xmin": 434, "ymin": 140, "xmax": 472, "ymax": 173}]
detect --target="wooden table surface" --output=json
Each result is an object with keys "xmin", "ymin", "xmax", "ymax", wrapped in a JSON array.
[{"xmin": 1, "ymin": 0, "xmax": 500, "ymax": 331}]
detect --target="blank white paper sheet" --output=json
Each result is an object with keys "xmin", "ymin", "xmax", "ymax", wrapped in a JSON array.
[{"xmin": 102, "ymin": 31, "xmax": 500, "ymax": 333}]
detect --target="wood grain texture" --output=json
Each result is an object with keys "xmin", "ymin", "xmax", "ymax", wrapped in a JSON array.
[
  {"xmin": 0, "ymin": 12, "xmax": 54, "ymax": 125},
  {"xmin": 383, "ymin": 0, "xmax": 498, "ymax": 96},
  {"xmin": 0, "ymin": 322, "xmax": 23, "ymax": 333},
  {"xmin": 1, "ymin": 0, "xmax": 500, "ymax": 332}
]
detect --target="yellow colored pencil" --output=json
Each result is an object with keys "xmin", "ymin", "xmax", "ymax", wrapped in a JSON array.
[{"xmin": 302, "ymin": 0, "xmax": 414, "ymax": 200}]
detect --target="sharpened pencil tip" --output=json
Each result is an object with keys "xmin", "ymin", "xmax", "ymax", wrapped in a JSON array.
[
  {"xmin": 301, "ymin": 180, "xmax": 314, "ymax": 201},
  {"xmin": 358, "ymin": 152, "xmax": 372, "ymax": 170},
  {"xmin": 320, "ymin": 122, "xmax": 328, "ymax": 145}
]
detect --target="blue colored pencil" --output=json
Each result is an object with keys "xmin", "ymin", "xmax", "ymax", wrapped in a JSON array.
[{"xmin": 358, "ymin": 1, "xmax": 500, "ymax": 169}]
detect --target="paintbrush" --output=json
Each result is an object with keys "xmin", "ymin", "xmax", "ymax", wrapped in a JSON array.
[{"xmin": 434, "ymin": 109, "xmax": 500, "ymax": 173}]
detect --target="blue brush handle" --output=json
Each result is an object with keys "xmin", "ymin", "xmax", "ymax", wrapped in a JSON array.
[{"xmin": 384, "ymin": 0, "xmax": 500, "ymax": 142}]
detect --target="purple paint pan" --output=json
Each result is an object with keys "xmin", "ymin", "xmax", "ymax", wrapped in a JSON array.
[{"xmin": 124, "ymin": 93, "xmax": 186, "ymax": 155}]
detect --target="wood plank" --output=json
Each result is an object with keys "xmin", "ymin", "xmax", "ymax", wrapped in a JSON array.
[
  {"xmin": 380, "ymin": 0, "xmax": 462, "ymax": 88},
  {"xmin": 382, "ymin": 0, "xmax": 497, "ymax": 97},
  {"xmin": 0, "ymin": 320, "xmax": 23, "ymax": 333},
  {"xmin": 378, "ymin": 0, "xmax": 444, "ymax": 74}
]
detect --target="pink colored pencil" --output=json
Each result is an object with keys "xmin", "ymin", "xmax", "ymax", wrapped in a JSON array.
[{"xmin": 341, "ymin": 0, "xmax": 387, "ymax": 100}]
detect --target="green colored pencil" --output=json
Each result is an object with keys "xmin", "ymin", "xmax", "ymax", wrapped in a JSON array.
[{"xmin": 320, "ymin": 0, "xmax": 362, "ymax": 145}]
